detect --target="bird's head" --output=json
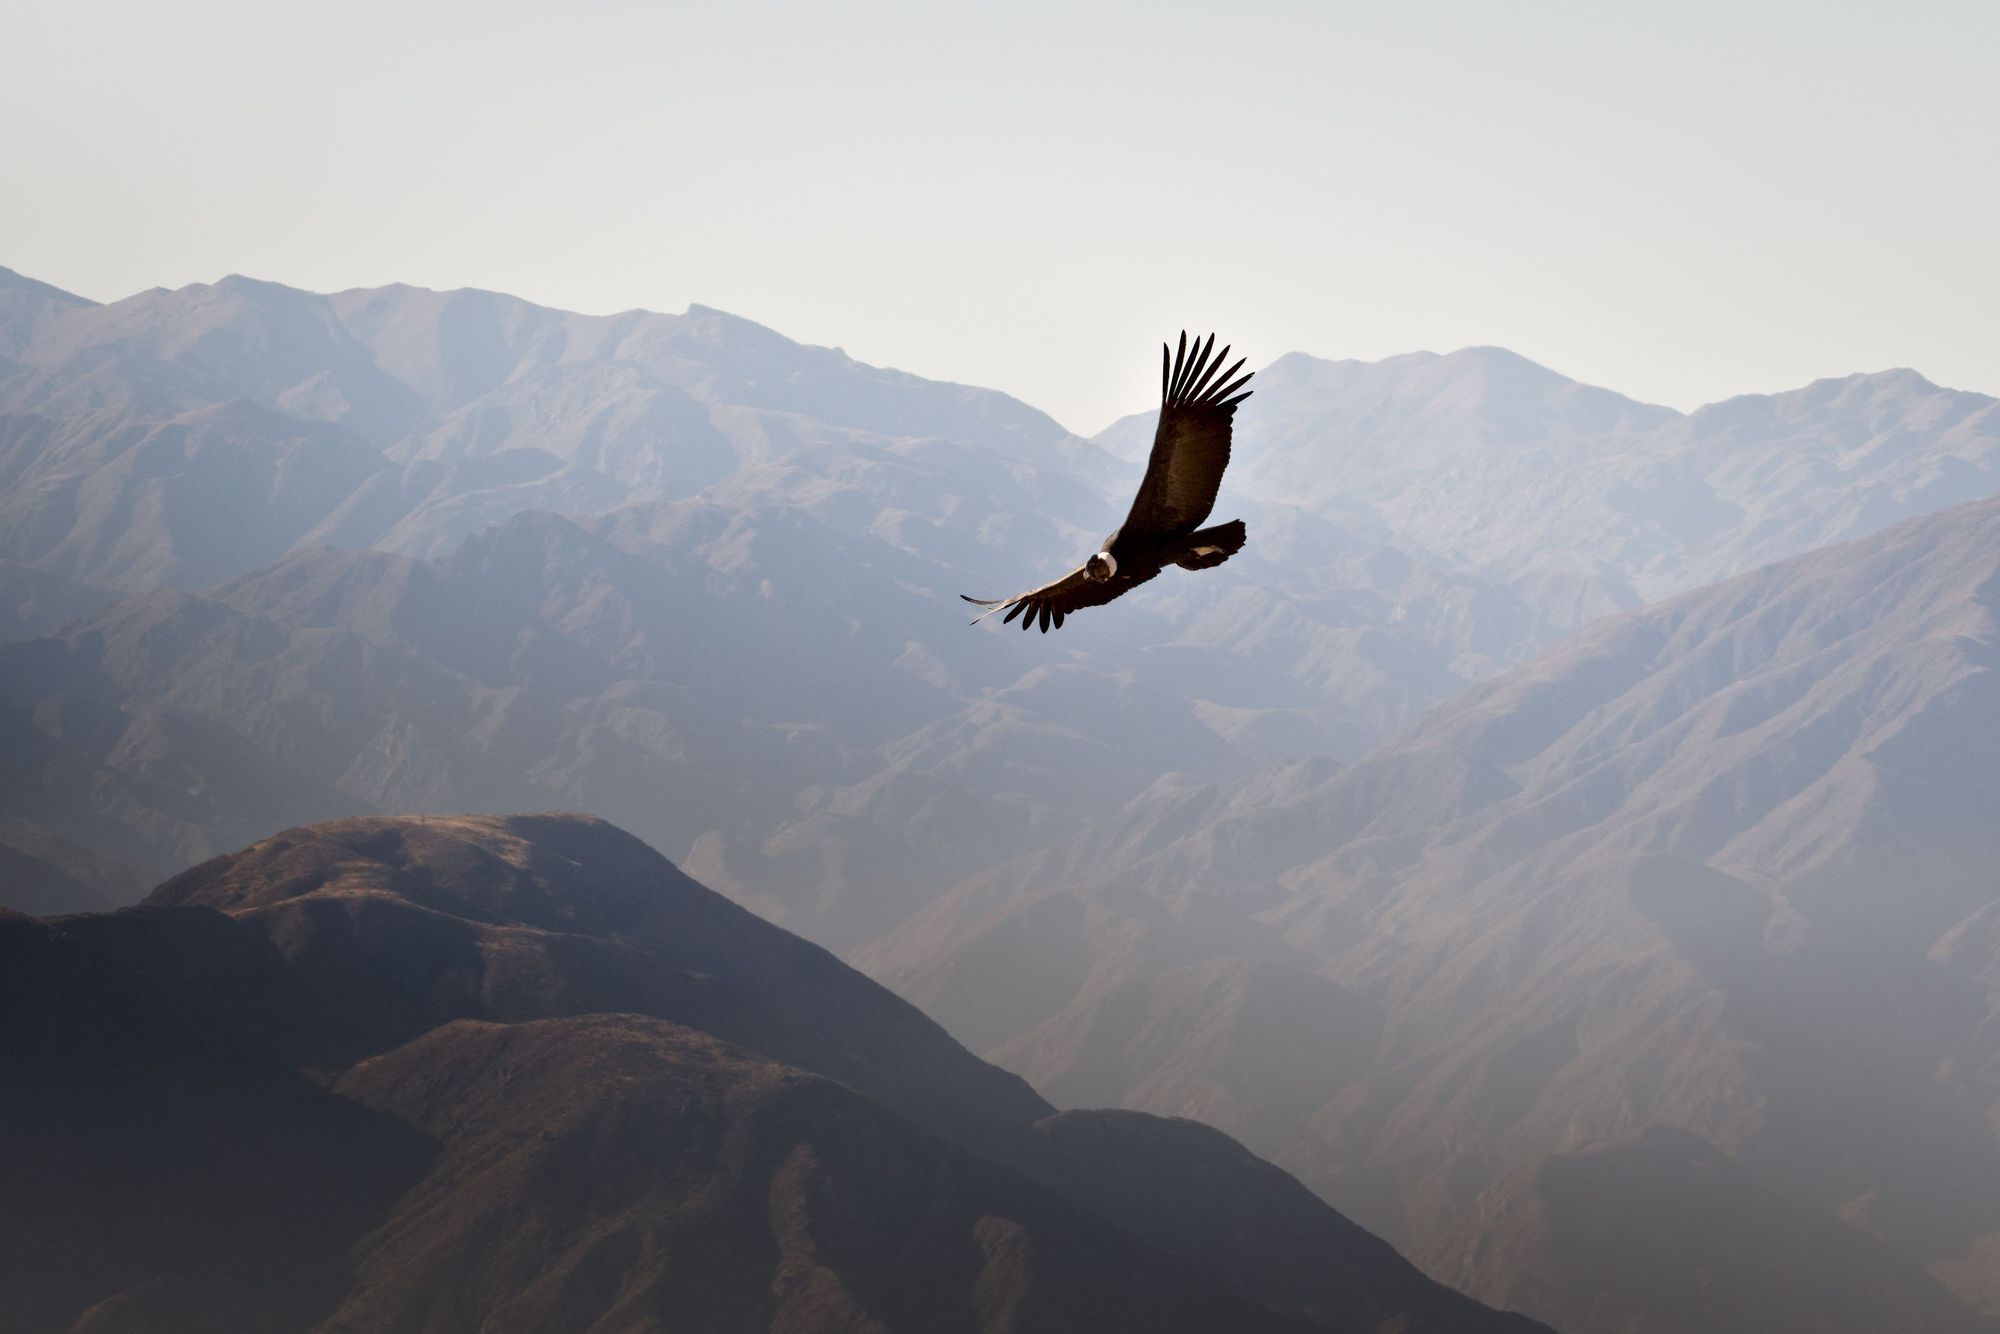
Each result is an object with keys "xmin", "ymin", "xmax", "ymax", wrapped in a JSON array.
[{"xmin": 1086, "ymin": 551, "xmax": 1117, "ymax": 583}]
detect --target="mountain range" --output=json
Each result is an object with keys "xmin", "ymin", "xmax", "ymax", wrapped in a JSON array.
[
  {"xmin": 5, "ymin": 262, "xmax": 2000, "ymax": 1331},
  {"xmin": 0, "ymin": 265, "xmax": 1580, "ymax": 932},
  {"xmin": 1100, "ymin": 346, "xmax": 2000, "ymax": 626},
  {"xmin": 864, "ymin": 495, "xmax": 2000, "ymax": 1333},
  {"xmin": 5, "ymin": 266, "xmax": 1995, "ymax": 941}
]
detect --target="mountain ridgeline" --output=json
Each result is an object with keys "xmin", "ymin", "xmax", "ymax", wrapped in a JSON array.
[
  {"xmin": 4, "ymin": 265, "xmax": 1996, "ymax": 940},
  {"xmin": 1, "ymin": 265, "xmax": 1579, "ymax": 927},
  {"xmin": 6, "ymin": 263, "xmax": 2000, "ymax": 1332}
]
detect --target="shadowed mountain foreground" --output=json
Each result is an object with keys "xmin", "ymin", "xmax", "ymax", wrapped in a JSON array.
[{"xmin": 4, "ymin": 812, "xmax": 1544, "ymax": 1333}]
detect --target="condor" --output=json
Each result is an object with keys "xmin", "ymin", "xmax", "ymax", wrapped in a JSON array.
[{"xmin": 963, "ymin": 332, "xmax": 1253, "ymax": 633}]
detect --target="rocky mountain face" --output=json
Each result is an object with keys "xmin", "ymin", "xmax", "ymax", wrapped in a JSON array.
[
  {"xmin": 0, "ymin": 268, "xmax": 1557, "ymax": 934},
  {"xmin": 4, "ymin": 812, "xmax": 1545, "ymax": 1334},
  {"xmin": 0, "ymin": 265, "xmax": 1089, "ymax": 573},
  {"xmin": 862, "ymin": 496, "xmax": 2000, "ymax": 1334},
  {"xmin": 1099, "ymin": 347, "xmax": 2000, "ymax": 628},
  {"xmin": 0, "ymin": 492, "xmax": 1533, "ymax": 946},
  {"xmin": 8, "ymin": 267, "xmax": 1995, "ymax": 952}
]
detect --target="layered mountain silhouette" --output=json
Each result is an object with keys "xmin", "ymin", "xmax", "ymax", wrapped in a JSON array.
[
  {"xmin": 6, "ymin": 266, "xmax": 1996, "ymax": 948},
  {"xmin": 866, "ymin": 495, "xmax": 2000, "ymax": 1333},
  {"xmin": 5, "ymin": 812, "xmax": 1544, "ymax": 1333},
  {"xmin": 1101, "ymin": 346, "xmax": 2000, "ymax": 627},
  {"xmin": 7, "ymin": 263, "xmax": 2000, "ymax": 1331},
  {"xmin": 0, "ymin": 267, "xmax": 1568, "ymax": 930}
]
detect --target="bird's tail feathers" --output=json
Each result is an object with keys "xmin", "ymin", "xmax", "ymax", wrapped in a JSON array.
[{"xmin": 1174, "ymin": 519, "xmax": 1248, "ymax": 570}]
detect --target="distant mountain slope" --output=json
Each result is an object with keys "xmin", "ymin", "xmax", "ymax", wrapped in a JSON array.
[
  {"xmin": 0, "ymin": 559, "xmax": 109, "ymax": 640},
  {"xmin": 0, "ymin": 271, "xmax": 1099, "ymax": 597},
  {"xmin": 0, "ymin": 475, "xmax": 1542, "ymax": 943},
  {"xmin": 0, "ymin": 265, "xmax": 95, "ymax": 361},
  {"xmin": 12, "ymin": 812, "xmax": 1544, "ymax": 1333},
  {"xmin": 1, "ymin": 268, "xmax": 1556, "ymax": 936},
  {"xmin": 867, "ymin": 494, "xmax": 2000, "ymax": 1333},
  {"xmin": 1099, "ymin": 347, "xmax": 2000, "ymax": 627},
  {"xmin": 0, "ymin": 841, "xmax": 115, "ymax": 915},
  {"xmin": 10, "ymin": 265, "xmax": 1995, "ymax": 955},
  {"xmin": 1434, "ymin": 1126, "xmax": 2000, "ymax": 1334}
]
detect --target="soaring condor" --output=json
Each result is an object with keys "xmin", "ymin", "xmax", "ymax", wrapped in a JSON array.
[{"xmin": 964, "ymin": 331, "xmax": 1253, "ymax": 633}]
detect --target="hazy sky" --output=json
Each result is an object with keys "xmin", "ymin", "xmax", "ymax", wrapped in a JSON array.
[{"xmin": 5, "ymin": 0, "xmax": 1995, "ymax": 432}]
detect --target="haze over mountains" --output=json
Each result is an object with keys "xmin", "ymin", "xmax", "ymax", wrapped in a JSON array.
[
  {"xmin": 1102, "ymin": 346, "xmax": 2000, "ymax": 627},
  {"xmin": 4, "ymin": 265, "xmax": 1994, "ymax": 931},
  {"xmin": 6, "ymin": 263, "xmax": 2000, "ymax": 1331},
  {"xmin": 868, "ymin": 497, "xmax": 2000, "ymax": 1333},
  {"xmin": 0, "ymin": 264, "xmax": 1580, "ymax": 927}
]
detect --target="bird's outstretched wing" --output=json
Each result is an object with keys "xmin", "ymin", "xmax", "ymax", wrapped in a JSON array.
[
  {"xmin": 1123, "ymin": 331, "xmax": 1254, "ymax": 536},
  {"xmin": 960, "ymin": 561, "xmax": 1162, "ymax": 633}
]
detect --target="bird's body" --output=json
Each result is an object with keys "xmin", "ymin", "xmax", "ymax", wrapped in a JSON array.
[{"xmin": 963, "ymin": 332, "xmax": 1253, "ymax": 632}]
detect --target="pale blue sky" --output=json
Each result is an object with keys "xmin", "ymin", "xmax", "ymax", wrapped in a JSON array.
[{"xmin": 4, "ymin": 0, "xmax": 1994, "ymax": 431}]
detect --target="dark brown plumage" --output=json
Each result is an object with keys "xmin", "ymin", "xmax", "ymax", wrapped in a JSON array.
[{"xmin": 963, "ymin": 332, "xmax": 1253, "ymax": 632}]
